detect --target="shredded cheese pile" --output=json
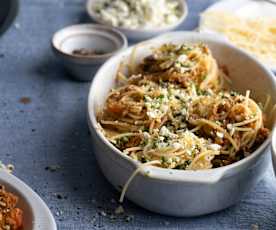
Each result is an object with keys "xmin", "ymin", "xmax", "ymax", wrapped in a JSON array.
[{"xmin": 200, "ymin": 11, "xmax": 276, "ymax": 67}]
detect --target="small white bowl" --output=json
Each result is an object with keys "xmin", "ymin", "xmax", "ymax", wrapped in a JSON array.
[
  {"xmin": 0, "ymin": 170, "xmax": 57, "ymax": 230},
  {"xmin": 52, "ymin": 24, "xmax": 128, "ymax": 82},
  {"xmin": 86, "ymin": 0, "xmax": 188, "ymax": 41},
  {"xmin": 88, "ymin": 32, "xmax": 276, "ymax": 216}
]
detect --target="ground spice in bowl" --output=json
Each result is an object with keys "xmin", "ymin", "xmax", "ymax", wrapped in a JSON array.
[{"xmin": 72, "ymin": 48, "xmax": 106, "ymax": 57}]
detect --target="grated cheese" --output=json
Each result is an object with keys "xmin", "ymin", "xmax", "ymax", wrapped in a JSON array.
[
  {"xmin": 93, "ymin": 0, "xmax": 182, "ymax": 29},
  {"xmin": 200, "ymin": 10, "xmax": 276, "ymax": 67}
]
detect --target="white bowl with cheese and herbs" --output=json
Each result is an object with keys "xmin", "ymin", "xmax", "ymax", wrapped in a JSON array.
[
  {"xmin": 86, "ymin": 0, "xmax": 188, "ymax": 41},
  {"xmin": 88, "ymin": 32, "xmax": 276, "ymax": 216}
]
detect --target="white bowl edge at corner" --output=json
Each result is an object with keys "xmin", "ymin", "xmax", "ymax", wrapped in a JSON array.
[
  {"xmin": 86, "ymin": 0, "xmax": 189, "ymax": 41},
  {"xmin": 0, "ymin": 170, "xmax": 57, "ymax": 230}
]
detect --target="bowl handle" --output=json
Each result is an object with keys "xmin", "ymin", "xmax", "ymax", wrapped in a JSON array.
[
  {"xmin": 140, "ymin": 165, "xmax": 225, "ymax": 184},
  {"xmin": 272, "ymin": 128, "xmax": 276, "ymax": 176}
]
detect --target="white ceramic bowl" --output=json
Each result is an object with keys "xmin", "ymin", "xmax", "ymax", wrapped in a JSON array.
[
  {"xmin": 52, "ymin": 24, "xmax": 127, "ymax": 82},
  {"xmin": 0, "ymin": 170, "xmax": 57, "ymax": 229},
  {"xmin": 88, "ymin": 32, "xmax": 276, "ymax": 217},
  {"xmin": 86, "ymin": 0, "xmax": 188, "ymax": 41}
]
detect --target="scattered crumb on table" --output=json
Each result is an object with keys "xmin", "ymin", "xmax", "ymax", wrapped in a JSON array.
[{"xmin": 19, "ymin": 97, "xmax": 31, "ymax": 105}]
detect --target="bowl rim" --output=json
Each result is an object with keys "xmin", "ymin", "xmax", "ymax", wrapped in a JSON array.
[
  {"xmin": 86, "ymin": 0, "xmax": 188, "ymax": 33},
  {"xmin": 51, "ymin": 23, "xmax": 128, "ymax": 62},
  {"xmin": 88, "ymin": 31, "xmax": 276, "ymax": 183}
]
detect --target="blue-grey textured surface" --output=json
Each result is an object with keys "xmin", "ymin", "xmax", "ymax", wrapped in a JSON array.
[{"xmin": 0, "ymin": 0, "xmax": 276, "ymax": 229}]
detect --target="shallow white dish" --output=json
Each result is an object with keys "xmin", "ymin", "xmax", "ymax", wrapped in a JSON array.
[
  {"xmin": 198, "ymin": 0, "xmax": 276, "ymax": 72},
  {"xmin": 88, "ymin": 32, "xmax": 276, "ymax": 216},
  {"xmin": 0, "ymin": 170, "xmax": 56, "ymax": 230},
  {"xmin": 52, "ymin": 24, "xmax": 127, "ymax": 82},
  {"xmin": 86, "ymin": 0, "xmax": 188, "ymax": 41}
]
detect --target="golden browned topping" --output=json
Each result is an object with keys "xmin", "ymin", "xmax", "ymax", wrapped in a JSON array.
[{"xmin": 0, "ymin": 185, "xmax": 23, "ymax": 230}]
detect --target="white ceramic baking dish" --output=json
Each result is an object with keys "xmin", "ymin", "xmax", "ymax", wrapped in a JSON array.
[{"xmin": 87, "ymin": 32, "xmax": 276, "ymax": 217}]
